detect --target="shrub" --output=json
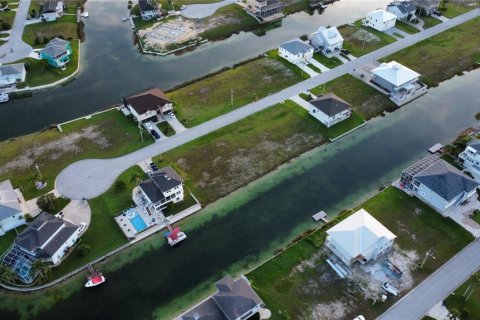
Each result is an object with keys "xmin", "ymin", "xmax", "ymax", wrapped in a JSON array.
[
  {"xmin": 76, "ymin": 244, "xmax": 92, "ymax": 257},
  {"xmin": 1, "ymin": 22, "xmax": 11, "ymax": 30},
  {"xmin": 37, "ymin": 193, "xmax": 57, "ymax": 213},
  {"xmin": 114, "ymin": 180, "xmax": 126, "ymax": 193},
  {"xmin": 24, "ymin": 214, "xmax": 34, "ymax": 222}
]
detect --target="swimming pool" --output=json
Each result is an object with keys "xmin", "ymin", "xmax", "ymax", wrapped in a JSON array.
[{"xmin": 129, "ymin": 212, "xmax": 148, "ymax": 233}]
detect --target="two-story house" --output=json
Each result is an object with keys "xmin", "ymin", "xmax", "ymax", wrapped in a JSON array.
[
  {"xmin": 459, "ymin": 139, "xmax": 480, "ymax": 178},
  {"xmin": 123, "ymin": 87, "xmax": 173, "ymax": 123},
  {"xmin": 40, "ymin": 0, "xmax": 64, "ymax": 21},
  {"xmin": 246, "ymin": 0, "xmax": 283, "ymax": 20},
  {"xmin": 139, "ymin": 166, "xmax": 184, "ymax": 212},
  {"xmin": 40, "ymin": 38, "xmax": 72, "ymax": 68},
  {"xmin": 278, "ymin": 39, "xmax": 314, "ymax": 64},
  {"xmin": 364, "ymin": 9, "xmax": 397, "ymax": 31},
  {"xmin": 309, "ymin": 26, "xmax": 344, "ymax": 58},
  {"xmin": 0, "ymin": 63, "xmax": 26, "ymax": 87},
  {"xmin": 308, "ymin": 93, "xmax": 352, "ymax": 128},
  {"xmin": 413, "ymin": 0, "xmax": 440, "ymax": 15},
  {"xmin": 371, "ymin": 61, "xmax": 421, "ymax": 99},
  {"xmin": 387, "ymin": 0, "xmax": 417, "ymax": 22},
  {"xmin": 0, "ymin": 180, "xmax": 26, "ymax": 236}
]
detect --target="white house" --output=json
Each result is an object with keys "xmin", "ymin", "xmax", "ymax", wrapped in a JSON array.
[
  {"xmin": 325, "ymin": 209, "xmax": 396, "ymax": 266},
  {"xmin": 0, "ymin": 63, "xmax": 26, "ymax": 87},
  {"xmin": 139, "ymin": 166, "xmax": 184, "ymax": 212},
  {"xmin": 364, "ymin": 9, "xmax": 397, "ymax": 31},
  {"xmin": 400, "ymin": 156, "xmax": 479, "ymax": 213},
  {"xmin": 123, "ymin": 87, "xmax": 173, "ymax": 123},
  {"xmin": 40, "ymin": 0, "xmax": 64, "ymax": 21},
  {"xmin": 138, "ymin": 0, "xmax": 160, "ymax": 20},
  {"xmin": 246, "ymin": 0, "xmax": 283, "ymax": 19},
  {"xmin": 371, "ymin": 61, "xmax": 421, "ymax": 98},
  {"xmin": 278, "ymin": 40, "xmax": 314, "ymax": 64},
  {"xmin": 459, "ymin": 139, "xmax": 480, "ymax": 178},
  {"xmin": 309, "ymin": 26, "xmax": 344, "ymax": 58},
  {"xmin": 387, "ymin": 1, "xmax": 417, "ymax": 22},
  {"xmin": 308, "ymin": 93, "xmax": 352, "ymax": 128},
  {"xmin": 0, "ymin": 180, "xmax": 26, "ymax": 236}
]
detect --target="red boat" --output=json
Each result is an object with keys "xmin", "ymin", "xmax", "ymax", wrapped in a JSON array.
[{"xmin": 85, "ymin": 275, "xmax": 106, "ymax": 288}]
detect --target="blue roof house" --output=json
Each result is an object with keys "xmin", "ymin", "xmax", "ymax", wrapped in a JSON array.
[{"xmin": 40, "ymin": 38, "xmax": 72, "ymax": 68}]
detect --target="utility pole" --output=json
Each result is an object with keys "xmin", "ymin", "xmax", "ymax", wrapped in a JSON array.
[
  {"xmin": 230, "ymin": 88, "xmax": 234, "ymax": 106},
  {"xmin": 465, "ymin": 289, "xmax": 474, "ymax": 302},
  {"xmin": 420, "ymin": 247, "xmax": 434, "ymax": 268},
  {"xmin": 361, "ymin": 36, "xmax": 366, "ymax": 52},
  {"xmin": 35, "ymin": 164, "xmax": 42, "ymax": 179},
  {"xmin": 139, "ymin": 125, "xmax": 144, "ymax": 142}
]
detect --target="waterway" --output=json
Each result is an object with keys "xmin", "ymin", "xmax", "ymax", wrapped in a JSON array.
[
  {"xmin": 1, "ymin": 69, "xmax": 479, "ymax": 319},
  {"xmin": 0, "ymin": 0, "xmax": 392, "ymax": 140}
]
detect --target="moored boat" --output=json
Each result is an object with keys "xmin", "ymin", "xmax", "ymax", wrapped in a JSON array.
[
  {"xmin": 0, "ymin": 93, "xmax": 9, "ymax": 103},
  {"xmin": 85, "ymin": 275, "xmax": 106, "ymax": 288}
]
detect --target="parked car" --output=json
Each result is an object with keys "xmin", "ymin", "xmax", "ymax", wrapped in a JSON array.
[
  {"xmin": 146, "ymin": 170, "xmax": 153, "ymax": 176},
  {"xmin": 382, "ymin": 282, "xmax": 399, "ymax": 296},
  {"xmin": 144, "ymin": 122, "xmax": 153, "ymax": 130},
  {"xmin": 169, "ymin": 113, "xmax": 176, "ymax": 119},
  {"xmin": 150, "ymin": 130, "xmax": 160, "ymax": 140},
  {"xmin": 150, "ymin": 162, "xmax": 159, "ymax": 171},
  {"xmin": 341, "ymin": 49, "xmax": 350, "ymax": 55},
  {"xmin": 353, "ymin": 316, "xmax": 365, "ymax": 320}
]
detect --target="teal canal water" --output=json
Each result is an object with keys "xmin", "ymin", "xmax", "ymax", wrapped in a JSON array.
[{"xmin": 1, "ymin": 70, "xmax": 479, "ymax": 319}]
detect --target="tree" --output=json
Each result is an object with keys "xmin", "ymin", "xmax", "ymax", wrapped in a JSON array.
[
  {"xmin": 114, "ymin": 180, "xmax": 126, "ymax": 193},
  {"xmin": 31, "ymin": 260, "xmax": 52, "ymax": 283},
  {"xmin": 76, "ymin": 244, "xmax": 91, "ymax": 257},
  {"xmin": 448, "ymin": 308, "xmax": 461, "ymax": 320},
  {"xmin": 0, "ymin": 265, "xmax": 17, "ymax": 284},
  {"xmin": 130, "ymin": 172, "xmax": 143, "ymax": 186},
  {"xmin": 37, "ymin": 193, "xmax": 57, "ymax": 213}
]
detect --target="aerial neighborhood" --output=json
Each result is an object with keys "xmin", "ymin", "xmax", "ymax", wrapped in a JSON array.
[{"xmin": 0, "ymin": 0, "xmax": 479, "ymax": 319}]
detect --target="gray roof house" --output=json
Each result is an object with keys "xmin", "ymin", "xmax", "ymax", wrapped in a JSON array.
[
  {"xmin": 400, "ymin": 156, "xmax": 479, "ymax": 213},
  {"xmin": 308, "ymin": 93, "xmax": 352, "ymax": 128},
  {"xmin": 387, "ymin": 1, "xmax": 417, "ymax": 21},
  {"xmin": 278, "ymin": 39, "xmax": 314, "ymax": 64},
  {"xmin": 0, "ymin": 180, "xmax": 26, "ymax": 236},
  {"xmin": 459, "ymin": 139, "xmax": 480, "ymax": 178},
  {"xmin": 139, "ymin": 166, "xmax": 184, "ymax": 211},
  {"xmin": 138, "ymin": 0, "xmax": 160, "ymax": 20},
  {"xmin": 413, "ymin": 0, "xmax": 440, "ymax": 15},
  {"xmin": 181, "ymin": 275, "xmax": 264, "ymax": 320},
  {"xmin": 0, "ymin": 63, "xmax": 26, "ymax": 87}
]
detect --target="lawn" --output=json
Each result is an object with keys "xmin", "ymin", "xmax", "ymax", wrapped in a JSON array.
[
  {"xmin": 157, "ymin": 121, "xmax": 175, "ymax": 137},
  {"xmin": 339, "ymin": 21, "xmax": 397, "ymax": 57},
  {"xmin": 386, "ymin": 17, "xmax": 480, "ymax": 87},
  {"xmin": 0, "ymin": 109, "xmax": 152, "ymax": 200},
  {"xmin": 444, "ymin": 275, "xmax": 480, "ymax": 319},
  {"xmin": 265, "ymin": 49, "xmax": 310, "ymax": 80},
  {"xmin": 29, "ymin": 0, "xmax": 80, "ymax": 15},
  {"xmin": 0, "ymin": 10, "xmax": 15, "ymax": 30},
  {"xmin": 313, "ymin": 53, "xmax": 343, "ymax": 69},
  {"xmin": 421, "ymin": 14, "xmax": 442, "ymax": 28},
  {"xmin": 168, "ymin": 55, "xmax": 304, "ymax": 128},
  {"xmin": 247, "ymin": 187, "xmax": 473, "ymax": 319},
  {"xmin": 22, "ymin": 15, "xmax": 78, "ymax": 47},
  {"xmin": 310, "ymin": 74, "xmax": 396, "ymax": 120},
  {"xmin": 281, "ymin": 0, "xmax": 309, "ymax": 14},
  {"xmin": 0, "ymin": 229, "xmax": 19, "ymax": 256},
  {"xmin": 307, "ymin": 63, "xmax": 321, "ymax": 73},
  {"xmin": 440, "ymin": 1, "xmax": 478, "ymax": 18},
  {"xmin": 395, "ymin": 20, "xmax": 420, "ymax": 34},
  {"xmin": 154, "ymin": 101, "xmax": 326, "ymax": 205},
  {"xmin": 162, "ymin": 189, "xmax": 198, "ymax": 217}
]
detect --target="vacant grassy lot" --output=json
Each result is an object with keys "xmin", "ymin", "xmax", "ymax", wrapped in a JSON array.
[
  {"xmin": 395, "ymin": 20, "xmax": 420, "ymax": 34},
  {"xmin": 386, "ymin": 17, "xmax": 480, "ymax": 87},
  {"xmin": 0, "ymin": 229, "xmax": 19, "ymax": 256},
  {"xmin": 313, "ymin": 53, "xmax": 343, "ymax": 69},
  {"xmin": 29, "ymin": 0, "xmax": 79, "ymax": 15},
  {"xmin": 310, "ymin": 74, "xmax": 396, "ymax": 120},
  {"xmin": 23, "ymin": 15, "xmax": 77, "ymax": 46},
  {"xmin": 444, "ymin": 275, "xmax": 480, "ymax": 319},
  {"xmin": 266, "ymin": 49, "xmax": 310, "ymax": 79},
  {"xmin": 0, "ymin": 109, "xmax": 152, "ymax": 200},
  {"xmin": 154, "ymin": 101, "xmax": 326, "ymax": 204},
  {"xmin": 0, "ymin": 10, "xmax": 15, "ymax": 30},
  {"xmin": 168, "ymin": 56, "xmax": 304, "ymax": 127},
  {"xmin": 247, "ymin": 187, "xmax": 473, "ymax": 319},
  {"xmin": 441, "ymin": 0, "xmax": 478, "ymax": 18},
  {"xmin": 339, "ymin": 21, "xmax": 397, "ymax": 57}
]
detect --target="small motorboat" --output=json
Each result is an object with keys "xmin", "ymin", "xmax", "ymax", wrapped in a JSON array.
[
  {"xmin": 0, "ymin": 93, "xmax": 9, "ymax": 103},
  {"xmin": 164, "ymin": 226, "xmax": 187, "ymax": 246},
  {"xmin": 85, "ymin": 275, "xmax": 106, "ymax": 288}
]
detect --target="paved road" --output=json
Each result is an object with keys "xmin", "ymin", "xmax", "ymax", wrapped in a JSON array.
[
  {"xmin": 181, "ymin": 0, "xmax": 238, "ymax": 19},
  {"xmin": 0, "ymin": 0, "xmax": 33, "ymax": 63},
  {"xmin": 55, "ymin": 8, "xmax": 480, "ymax": 200},
  {"xmin": 378, "ymin": 238, "xmax": 480, "ymax": 320}
]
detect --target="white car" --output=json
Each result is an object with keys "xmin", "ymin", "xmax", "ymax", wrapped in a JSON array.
[
  {"xmin": 180, "ymin": 5, "xmax": 187, "ymax": 10},
  {"xmin": 353, "ymin": 316, "xmax": 365, "ymax": 320},
  {"xmin": 169, "ymin": 113, "xmax": 176, "ymax": 119},
  {"xmin": 382, "ymin": 282, "xmax": 399, "ymax": 296},
  {"xmin": 144, "ymin": 122, "xmax": 153, "ymax": 130}
]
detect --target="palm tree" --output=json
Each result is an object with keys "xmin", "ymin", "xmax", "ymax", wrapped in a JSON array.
[
  {"xmin": 31, "ymin": 260, "xmax": 51, "ymax": 283},
  {"xmin": 0, "ymin": 265, "xmax": 17, "ymax": 284}
]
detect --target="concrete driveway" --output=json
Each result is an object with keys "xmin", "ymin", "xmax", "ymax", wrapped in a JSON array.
[
  {"xmin": 181, "ymin": 0, "xmax": 238, "ymax": 19},
  {"xmin": 62, "ymin": 199, "xmax": 91, "ymax": 227},
  {"xmin": 0, "ymin": 0, "xmax": 33, "ymax": 63},
  {"xmin": 167, "ymin": 117, "xmax": 187, "ymax": 133}
]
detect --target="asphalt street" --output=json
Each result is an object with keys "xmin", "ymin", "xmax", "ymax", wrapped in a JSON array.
[{"xmin": 0, "ymin": 0, "xmax": 33, "ymax": 63}]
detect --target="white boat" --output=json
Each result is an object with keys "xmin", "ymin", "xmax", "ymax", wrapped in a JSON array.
[
  {"xmin": 167, "ymin": 231, "xmax": 187, "ymax": 246},
  {"xmin": 85, "ymin": 275, "xmax": 106, "ymax": 288},
  {"xmin": 0, "ymin": 93, "xmax": 9, "ymax": 103},
  {"xmin": 82, "ymin": 11, "xmax": 89, "ymax": 18}
]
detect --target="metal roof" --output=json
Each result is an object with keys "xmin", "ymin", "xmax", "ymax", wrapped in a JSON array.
[
  {"xmin": 372, "ymin": 61, "xmax": 420, "ymax": 87},
  {"xmin": 279, "ymin": 40, "xmax": 313, "ymax": 55},
  {"xmin": 0, "ymin": 180, "xmax": 22, "ymax": 221}
]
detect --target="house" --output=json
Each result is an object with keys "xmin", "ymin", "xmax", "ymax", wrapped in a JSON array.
[
  {"xmin": 40, "ymin": 0, "xmax": 64, "ymax": 21},
  {"xmin": 139, "ymin": 166, "xmax": 184, "ymax": 212},
  {"xmin": 459, "ymin": 139, "xmax": 480, "ymax": 178},
  {"xmin": 0, "ymin": 180, "xmax": 26, "ymax": 236},
  {"xmin": 308, "ymin": 93, "xmax": 352, "ymax": 128},
  {"xmin": 278, "ymin": 40, "xmax": 314, "ymax": 64},
  {"xmin": 371, "ymin": 61, "xmax": 420, "ymax": 98},
  {"xmin": 246, "ymin": 0, "xmax": 283, "ymax": 20},
  {"xmin": 325, "ymin": 209, "xmax": 396, "ymax": 266},
  {"xmin": 123, "ymin": 87, "xmax": 173, "ymax": 123},
  {"xmin": 413, "ymin": 0, "xmax": 440, "ymax": 15},
  {"xmin": 309, "ymin": 26, "xmax": 344, "ymax": 58},
  {"xmin": 40, "ymin": 38, "xmax": 72, "ymax": 68},
  {"xmin": 400, "ymin": 156, "xmax": 479, "ymax": 213},
  {"xmin": 138, "ymin": 0, "xmax": 160, "ymax": 20},
  {"xmin": 181, "ymin": 275, "xmax": 264, "ymax": 320},
  {"xmin": 0, "ymin": 63, "xmax": 26, "ymax": 87},
  {"xmin": 364, "ymin": 9, "xmax": 397, "ymax": 31},
  {"xmin": 387, "ymin": 1, "xmax": 417, "ymax": 22}
]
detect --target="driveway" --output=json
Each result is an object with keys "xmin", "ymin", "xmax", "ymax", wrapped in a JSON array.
[
  {"xmin": 181, "ymin": 0, "xmax": 238, "ymax": 19},
  {"xmin": 62, "ymin": 199, "xmax": 91, "ymax": 227},
  {"xmin": 308, "ymin": 58, "xmax": 330, "ymax": 72},
  {"xmin": 167, "ymin": 117, "xmax": 187, "ymax": 133},
  {"xmin": 55, "ymin": 9, "xmax": 480, "ymax": 200},
  {"xmin": 0, "ymin": 0, "xmax": 33, "ymax": 63}
]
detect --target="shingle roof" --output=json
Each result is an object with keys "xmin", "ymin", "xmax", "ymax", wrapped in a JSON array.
[
  {"xmin": 388, "ymin": 1, "xmax": 417, "ymax": 13},
  {"xmin": 372, "ymin": 61, "xmax": 420, "ymax": 87},
  {"xmin": 139, "ymin": 179, "xmax": 165, "ymax": 203},
  {"xmin": 415, "ymin": 160, "xmax": 479, "ymax": 201},
  {"xmin": 139, "ymin": 166, "xmax": 182, "ymax": 203},
  {"xmin": 124, "ymin": 87, "xmax": 171, "ymax": 116},
  {"xmin": 42, "ymin": 0, "xmax": 60, "ymax": 13},
  {"xmin": 0, "ymin": 63, "xmax": 25, "ymax": 76},
  {"xmin": 42, "ymin": 225, "xmax": 78, "ymax": 256},
  {"xmin": 279, "ymin": 40, "xmax": 313, "ymax": 55},
  {"xmin": 0, "ymin": 180, "xmax": 22, "ymax": 221},
  {"xmin": 310, "ymin": 93, "xmax": 351, "ymax": 117},
  {"xmin": 139, "ymin": 0, "xmax": 155, "ymax": 12},
  {"xmin": 367, "ymin": 9, "xmax": 397, "ymax": 22},
  {"xmin": 467, "ymin": 139, "xmax": 480, "ymax": 153},
  {"xmin": 41, "ymin": 38, "xmax": 70, "ymax": 57},
  {"xmin": 181, "ymin": 298, "xmax": 225, "ymax": 320}
]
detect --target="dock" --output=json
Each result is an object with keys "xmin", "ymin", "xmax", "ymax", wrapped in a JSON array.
[
  {"xmin": 428, "ymin": 143, "xmax": 443, "ymax": 154},
  {"xmin": 129, "ymin": 16, "xmax": 135, "ymax": 30},
  {"xmin": 312, "ymin": 210, "xmax": 330, "ymax": 223}
]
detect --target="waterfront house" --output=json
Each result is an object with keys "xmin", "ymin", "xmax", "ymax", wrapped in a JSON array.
[
  {"xmin": 325, "ymin": 209, "xmax": 396, "ymax": 266},
  {"xmin": 40, "ymin": 38, "xmax": 72, "ymax": 68},
  {"xmin": 308, "ymin": 93, "xmax": 352, "ymax": 128},
  {"xmin": 246, "ymin": 0, "xmax": 284, "ymax": 20},
  {"xmin": 0, "ymin": 180, "xmax": 26, "ymax": 236},
  {"xmin": 413, "ymin": 0, "xmax": 440, "ymax": 15},
  {"xmin": 278, "ymin": 40, "xmax": 314, "ymax": 64},
  {"xmin": 123, "ymin": 86, "xmax": 173, "ymax": 123},
  {"xmin": 139, "ymin": 166, "xmax": 184, "ymax": 212},
  {"xmin": 138, "ymin": 0, "xmax": 160, "ymax": 20},
  {"xmin": 181, "ymin": 275, "xmax": 265, "ymax": 320},
  {"xmin": 0, "ymin": 63, "xmax": 26, "ymax": 87},
  {"xmin": 459, "ymin": 139, "xmax": 480, "ymax": 178},
  {"xmin": 371, "ymin": 61, "xmax": 420, "ymax": 99},
  {"xmin": 364, "ymin": 9, "xmax": 397, "ymax": 31},
  {"xmin": 40, "ymin": 0, "xmax": 64, "ymax": 21},
  {"xmin": 309, "ymin": 26, "xmax": 344, "ymax": 58},
  {"xmin": 400, "ymin": 156, "xmax": 479, "ymax": 213},
  {"xmin": 387, "ymin": 0, "xmax": 417, "ymax": 22}
]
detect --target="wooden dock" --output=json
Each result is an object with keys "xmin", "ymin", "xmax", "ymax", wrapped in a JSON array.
[
  {"xmin": 312, "ymin": 211, "xmax": 330, "ymax": 223},
  {"xmin": 428, "ymin": 143, "xmax": 443, "ymax": 154}
]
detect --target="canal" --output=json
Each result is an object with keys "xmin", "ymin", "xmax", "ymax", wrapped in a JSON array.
[
  {"xmin": 0, "ymin": 0, "xmax": 392, "ymax": 140},
  {"xmin": 1, "ymin": 69, "xmax": 479, "ymax": 319}
]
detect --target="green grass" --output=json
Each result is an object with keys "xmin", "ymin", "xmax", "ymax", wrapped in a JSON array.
[
  {"xmin": 444, "ymin": 275, "xmax": 480, "ymax": 319},
  {"xmin": 441, "ymin": 1, "xmax": 477, "ymax": 18},
  {"xmin": 313, "ymin": 53, "xmax": 343, "ymax": 68},
  {"xmin": 247, "ymin": 187, "xmax": 473, "ymax": 319},
  {"xmin": 168, "ymin": 55, "xmax": 304, "ymax": 128},
  {"xmin": 395, "ymin": 20, "xmax": 420, "ymax": 34},
  {"xmin": 310, "ymin": 74, "xmax": 396, "ymax": 120},
  {"xmin": 339, "ymin": 21, "xmax": 397, "ymax": 57},
  {"xmin": 265, "ymin": 49, "xmax": 310, "ymax": 79},
  {"xmin": 154, "ymin": 101, "xmax": 326, "ymax": 205},
  {"xmin": 386, "ymin": 17, "xmax": 480, "ymax": 87},
  {"xmin": 162, "ymin": 190, "xmax": 198, "ymax": 217},
  {"xmin": 281, "ymin": 0, "xmax": 308, "ymax": 14},
  {"xmin": 157, "ymin": 121, "xmax": 175, "ymax": 137},
  {"xmin": 421, "ymin": 14, "xmax": 442, "ymax": 28},
  {"xmin": 29, "ymin": 0, "xmax": 79, "ymax": 15},
  {"xmin": 393, "ymin": 32, "xmax": 405, "ymax": 39},
  {"xmin": 22, "ymin": 15, "xmax": 78, "ymax": 46},
  {"xmin": 0, "ymin": 229, "xmax": 19, "ymax": 256},
  {"xmin": 0, "ymin": 10, "xmax": 15, "ymax": 30},
  {"xmin": 0, "ymin": 109, "xmax": 152, "ymax": 200},
  {"xmin": 306, "ymin": 63, "xmax": 321, "ymax": 73}
]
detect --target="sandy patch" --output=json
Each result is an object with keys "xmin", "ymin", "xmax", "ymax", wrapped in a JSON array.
[{"xmin": 351, "ymin": 29, "xmax": 380, "ymax": 42}]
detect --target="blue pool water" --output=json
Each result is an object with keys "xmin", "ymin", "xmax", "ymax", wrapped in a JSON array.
[{"xmin": 129, "ymin": 213, "xmax": 148, "ymax": 233}]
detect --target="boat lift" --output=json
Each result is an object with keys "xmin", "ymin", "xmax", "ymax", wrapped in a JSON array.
[{"xmin": 163, "ymin": 219, "xmax": 187, "ymax": 246}]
